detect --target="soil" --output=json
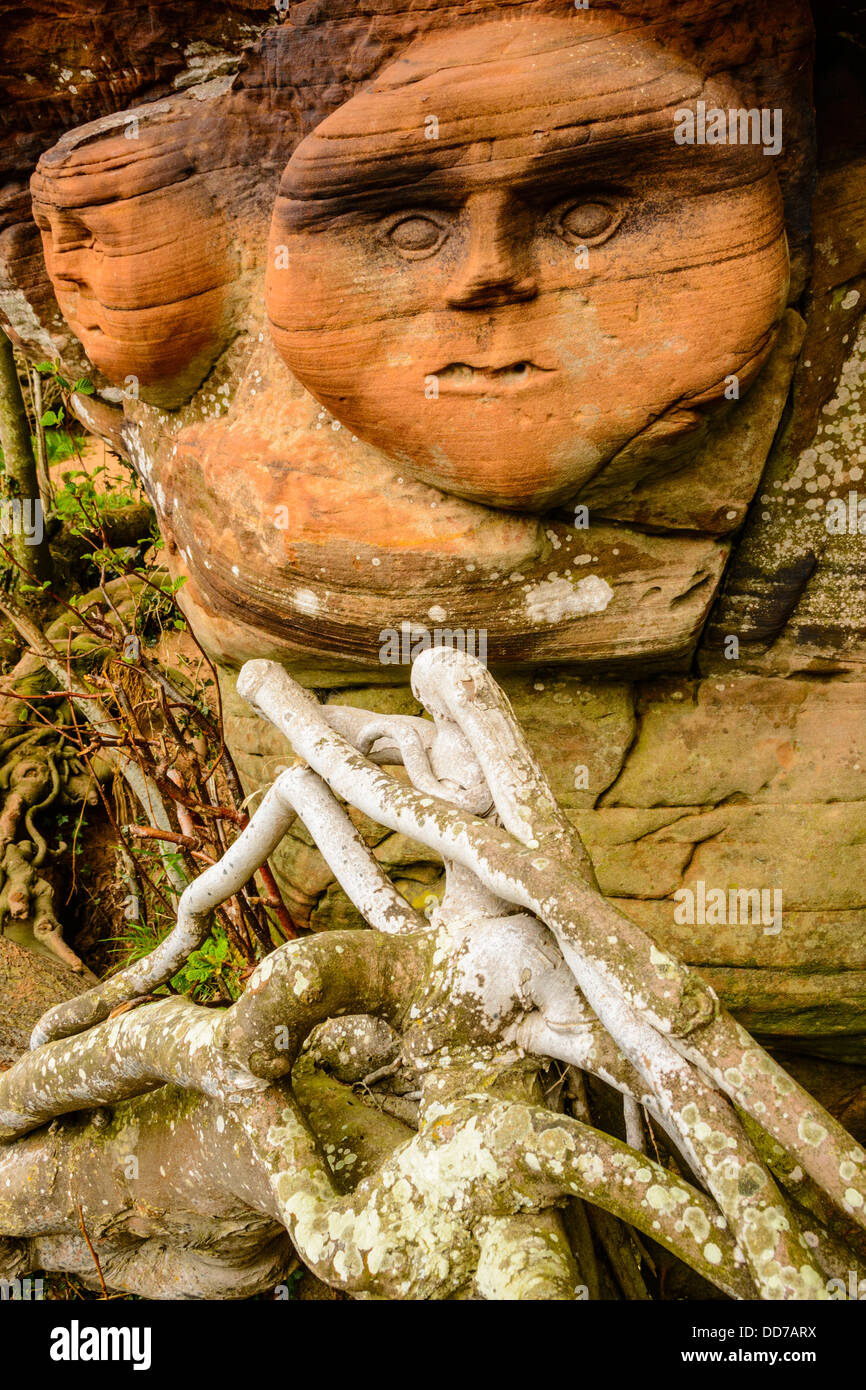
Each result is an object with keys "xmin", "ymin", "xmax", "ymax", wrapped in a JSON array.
[{"xmin": 61, "ymin": 803, "xmax": 130, "ymax": 978}]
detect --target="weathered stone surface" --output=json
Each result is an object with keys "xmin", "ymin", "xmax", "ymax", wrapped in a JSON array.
[
  {"xmin": 585, "ymin": 311, "xmax": 805, "ymax": 533},
  {"xmin": 30, "ymin": 102, "xmax": 241, "ymax": 407},
  {"xmin": 702, "ymin": 149, "xmax": 866, "ymax": 675},
  {"xmin": 604, "ymin": 801, "xmax": 865, "ymax": 910},
  {"xmin": 0, "ymin": 0, "xmax": 269, "ymax": 180},
  {"xmin": 812, "ymin": 157, "xmax": 866, "ymax": 295},
  {"xmin": 220, "ymin": 661, "xmax": 866, "ymax": 1052},
  {"xmin": 503, "ymin": 675, "xmax": 635, "ymax": 810},
  {"xmin": 616, "ymin": 900, "xmax": 866, "ymax": 973},
  {"xmin": 602, "ymin": 676, "xmax": 866, "ymax": 807},
  {"xmin": 695, "ymin": 970, "xmax": 866, "ymax": 1052},
  {"xmin": 268, "ymin": 16, "xmax": 789, "ymax": 512},
  {"xmin": 133, "ymin": 334, "xmax": 730, "ymax": 671}
]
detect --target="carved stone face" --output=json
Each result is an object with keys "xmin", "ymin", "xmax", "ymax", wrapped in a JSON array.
[
  {"xmin": 31, "ymin": 130, "xmax": 235, "ymax": 406},
  {"xmin": 267, "ymin": 18, "xmax": 789, "ymax": 511}
]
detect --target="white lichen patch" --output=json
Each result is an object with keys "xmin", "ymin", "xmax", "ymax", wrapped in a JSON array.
[
  {"xmin": 524, "ymin": 575, "xmax": 614, "ymax": 624},
  {"xmin": 645, "ymin": 1182, "xmax": 689, "ymax": 1215},
  {"xmin": 682, "ymin": 1205, "xmax": 712, "ymax": 1245},
  {"xmin": 798, "ymin": 1116, "xmax": 828, "ymax": 1148},
  {"xmin": 294, "ymin": 589, "xmax": 320, "ymax": 616}
]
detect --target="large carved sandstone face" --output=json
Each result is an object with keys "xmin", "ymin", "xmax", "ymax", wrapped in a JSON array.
[{"xmin": 267, "ymin": 18, "xmax": 789, "ymax": 510}]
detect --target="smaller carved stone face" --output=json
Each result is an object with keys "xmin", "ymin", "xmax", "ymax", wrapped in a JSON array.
[
  {"xmin": 268, "ymin": 17, "xmax": 789, "ymax": 511},
  {"xmin": 32, "ymin": 129, "xmax": 235, "ymax": 406}
]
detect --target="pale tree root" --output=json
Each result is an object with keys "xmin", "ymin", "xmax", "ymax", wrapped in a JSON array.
[
  {"xmin": 1, "ymin": 931, "xmax": 429, "ymax": 1138},
  {"xmin": 241, "ymin": 1087, "xmax": 758, "ymax": 1301},
  {"xmin": 0, "ymin": 1082, "xmax": 294, "ymax": 1299},
  {"xmin": 0, "ymin": 943, "xmax": 767, "ymax": 1299},
  {"xmin": 0, "ymin": 1032, "xmax": 750, "ymax": 1301},
  {"xmin": 1, "ymin": 931, "xmax": 860, "ymax": 1299},
  {"xmin": 31, "ymin": 765, "xmax": 424, "ymax": 1049},
  {"xmin": 0, "ymin": 1056, "xmax": 423, "ymax": 1300},
  {"xmin": 236, "ymin": 656, "xmax": 866, "ymax": 1260},
  {"xmin": 474, "ymin": 1212, "xmax": 581, "ymax": 1301}
]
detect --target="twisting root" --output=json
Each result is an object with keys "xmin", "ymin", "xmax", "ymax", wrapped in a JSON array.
[{"xmin": 31, "ymin": 765, "xmax": 424, "ymax": 1049}]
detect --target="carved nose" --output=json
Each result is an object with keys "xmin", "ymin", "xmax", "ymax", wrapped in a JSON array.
[
  {"xmin": 445, "ymin": 191, "xmax": 538, "ymax": 310},
  {"xmin": 445, "ymin": 266, "xmax": 538, "ymax": 310},
  {"xmin": 54, "ymin": 268, "xmax": 86, "ymax": 289}
]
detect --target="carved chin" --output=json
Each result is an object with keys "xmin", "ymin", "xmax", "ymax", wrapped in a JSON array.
[
  {"xmin": 269, "ymin": 351, "xmax": 718, "ymax": 512},
  {"xmin": 299, "ymin": 387, "xmax": 615, "ymax": 511}
]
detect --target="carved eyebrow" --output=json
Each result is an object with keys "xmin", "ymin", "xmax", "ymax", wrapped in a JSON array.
[
  {"xmin": 281, "ymin": 101, "xmax": 667, "ymax": 209},
  {"xmin": 279, "ymin": 123, "xmax": 601, "ymax": 218},
  {"xmin": 32, "ymin": 144, "xmax": 195, "ymax": 211},
  {"xmin": 277, "ymin": 123, "xmax": 690, "ymax": 232},
  {"xmin": 281, "ymin": 143, "xmax": 444, "ymax": 206}
]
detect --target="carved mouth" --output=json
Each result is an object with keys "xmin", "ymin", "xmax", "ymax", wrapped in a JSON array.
[
  {"xmin": 435, "ymin": 361, "xmax": 553, "ymax": 393},
  {"xmin": 57, "ymin": 285, "xmax": 103, "ymax": 334}
]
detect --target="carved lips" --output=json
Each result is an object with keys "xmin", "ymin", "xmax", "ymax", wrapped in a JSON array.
[
  {"xmin": 267, "ymin": 16, "xmax": 789, "ymax": 512},
  {"xmin": 435, "ymin": 361, "xmax": 554, "ymax": 394}
]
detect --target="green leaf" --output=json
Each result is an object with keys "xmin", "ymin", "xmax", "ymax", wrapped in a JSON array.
[
  {"xmin": 34, "ymin": 361, "xmax": 56, "ymax": 374},
  {"xmin": 40, "ymin": 409, "xmax": 59, "ymax": 427},
  {"xmin": 73, "ymin": 377, "xmax": 95, "ymax": 395},
  {"xmin": 42, "ymin": 429, "xmax": 84, "ymax": 464}
]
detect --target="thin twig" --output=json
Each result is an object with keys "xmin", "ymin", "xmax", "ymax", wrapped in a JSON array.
[{"xmin": 76, "ymin": 1204, "xmax": 108, "ymax": 1298}]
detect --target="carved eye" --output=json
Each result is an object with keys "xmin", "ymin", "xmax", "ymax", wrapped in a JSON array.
[
  {"xmin": 556, "ymin": 200, "xmax": 621, "ymax": 245},
  {"xmin": 386, "ymin": 215, "xmax": 446, "ymax": 258}
]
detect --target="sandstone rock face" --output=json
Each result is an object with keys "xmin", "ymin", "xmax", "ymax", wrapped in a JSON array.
[
  {"xmin": 3, "ymin": 0, "xmax": 866, "ymax": 1054},
  {"xmin": 2, "ymin": 0, "xmax": 815, "ymax": 670},
  {"xmin": 31, "ymin": 121, "xmax": 238, "ymax": 407}
]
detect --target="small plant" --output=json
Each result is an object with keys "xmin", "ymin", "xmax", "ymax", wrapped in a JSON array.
[
  {"xmin": 117, "ymin": 915, "xmax": 244, "ymax": 1005},
  {"xmin": 32, "ymin": 359, "xmax": 93, "ymax": 469},
  {"xmin": 54, "ymin": 463, "xmax": 143, "ymax": 529},
  {"xmin": 38, "ymin": 428, "xmax": 85, "ymax": 466},
  {"xmin": 0, "ymin": 461, "xmax": 299, "ymax": 1024},
  {"xmin": 31, "ymin": 361, "xmax": 145, "ymax": 532},
  {"xmin": 172, "ymin": 928, "xmax": 244, "ymax": 1003}
]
